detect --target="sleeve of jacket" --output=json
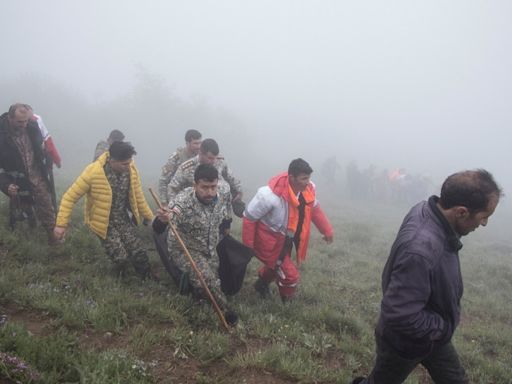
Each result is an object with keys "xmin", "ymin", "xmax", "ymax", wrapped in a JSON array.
[
  {"xmin": 43, "ymin": 137, "xmax": 62, "ymax": 168},
  {"xmin": 56, "ymin": 167, "xmax": 92, "ymax": 227},
  {"xmin": 380, "ymin": 251, "xmax": 448, "ymax": 342},
  {"xmin": 242, "ymin": 187, "xmax": 274, "ymax": 248},
  {"xmin": 311, "ymin": 203, "xmax": 333, "ymax": 237},
  {"xmin": 0, "ymin": 168, "xmax": 13, "ymax": 196},
  {"xmin": 133, "ymin": 167, "xmax": 154, "ymax": 221},
  {"xmin": 167, "ymin": 165, "xmax": 186, "ymax": 203},
  {"xmin": 158, "ymin": 151, "xmax": 179, "ymax": 203},
  {"xmin": 221, "ymin": 163, "xmax": 242, "ymax": 198}
]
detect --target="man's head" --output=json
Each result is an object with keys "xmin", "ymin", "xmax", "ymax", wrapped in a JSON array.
[
  {"xmin": 108, "ymin": 141, "xmax": 136, "ymax": 173},
  {"xmin": 198, "ymin": 138, "xmax": 219, "ymax": 165},
  {"xmin": 288, "ymin": 158, "xmax": 313, "ymax": 194},
  {"xmin": 107, "ymin": 129, "xmax": 125, "ymax": 144},
  {"xmin": 439, "ymin": 169, "xmax": 503, "ymax": 236},
  {"xmin": 7, "ymin": 103, "xmax": 31, "ymax": 130},
  {"xmin": 185, "ymin": 129, "xmax": 202, "ymax": 156},
  {"xmin": 194, "ymin": 163, "xmax": 219, "ymax": 204}
]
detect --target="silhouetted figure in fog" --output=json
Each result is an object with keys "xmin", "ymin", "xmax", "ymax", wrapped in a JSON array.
[
  {"xmin": 320, "ymin": 156, "xmax": 340, "ymax": 187},
  {"xmin": 352, "ymin": 169, "xmax": 502, "ymax": 384},
  {"xmin": 93, "ymin": 129, "xmax": 125, "ymax": 161}
]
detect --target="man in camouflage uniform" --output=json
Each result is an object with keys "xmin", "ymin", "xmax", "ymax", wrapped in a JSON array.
[
  {"xmin": 0, "ymin": 104, "xmax": 58, "ymax": 244},
  {"xmin": 167, "ymin": 138, "xmax": 242, "ymax": 211},
  {"xmin": 93, "ymin": 129, "xmax": 125, "ymax": 161},
  {"xmin": 55, "ymin": 142, "xmax": 155, "ymax": 279},
  {"xmin": 157, "ymin": 129, "xmax": 202, "ymax": 204},
  {"xmin": 154, "ymin": 163, "xmax": 237, "ymax": 325}
]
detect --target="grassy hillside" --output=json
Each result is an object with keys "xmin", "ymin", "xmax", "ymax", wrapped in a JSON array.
[{"xmin": 0, "ymin": 197, "xmax": 511, "ymax": 383}]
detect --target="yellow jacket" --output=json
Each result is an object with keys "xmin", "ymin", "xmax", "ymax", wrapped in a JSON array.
[{"xmin": 56, "ymin": 152, "xmax": 154, "ymax": 239}]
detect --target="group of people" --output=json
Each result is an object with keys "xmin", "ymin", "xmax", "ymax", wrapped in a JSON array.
[{"xmin": 0, "ymin": 103, "xmax": 504, "ymax": 383}]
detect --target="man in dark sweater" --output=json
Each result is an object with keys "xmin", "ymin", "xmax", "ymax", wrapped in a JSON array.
[{"xmin": 353, "ymin": 169, "xmax": 502, "ymax": 384}]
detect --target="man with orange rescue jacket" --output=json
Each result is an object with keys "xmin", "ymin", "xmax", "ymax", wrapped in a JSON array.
[{"xmin": 242, "ymin": 158, "xmax": 334, "ymax": 302}]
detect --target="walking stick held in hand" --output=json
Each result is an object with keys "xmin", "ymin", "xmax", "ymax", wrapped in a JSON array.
[{"xmin": 148, "ymin": 188, "xmax": 230, "ymax": 331}]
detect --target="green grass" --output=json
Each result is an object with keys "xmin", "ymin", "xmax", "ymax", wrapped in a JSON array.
[{"xmin": 0, "ymin": 197, "xmax": 511, "ymax": 383}]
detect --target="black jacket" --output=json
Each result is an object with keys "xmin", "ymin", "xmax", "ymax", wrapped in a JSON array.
[
  {"xmin": 376, "ymin": 196, "xmax": 463, "ymax": 359},
  {"xmin": 0, "ymin": 112, "xmax": 50, "ymax": 198}
]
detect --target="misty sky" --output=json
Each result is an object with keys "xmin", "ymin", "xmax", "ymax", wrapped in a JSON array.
[{"xmin": 1, "ymin": 0, "xmax": 511, "ymax": 193}]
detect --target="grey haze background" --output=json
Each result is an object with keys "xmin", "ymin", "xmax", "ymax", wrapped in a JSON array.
[{"xmin": 1, "ymin": 0, "xmax": 510, "ymax": 202}]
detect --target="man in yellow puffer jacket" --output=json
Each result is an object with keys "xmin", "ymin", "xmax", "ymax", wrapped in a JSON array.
[{"xmin": 54, "ymin": 142, "xmax": 155, "ymax": 279}]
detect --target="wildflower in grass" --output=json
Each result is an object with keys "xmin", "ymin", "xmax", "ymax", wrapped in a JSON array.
[{"xmin": 0, "ymin": 352, "xmax": 41, "ymax": 383}]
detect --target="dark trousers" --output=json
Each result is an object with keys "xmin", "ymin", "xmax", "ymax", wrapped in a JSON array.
[{"xmin": 363, "ymin": 336, "xmax": 468, "ymax": 384}]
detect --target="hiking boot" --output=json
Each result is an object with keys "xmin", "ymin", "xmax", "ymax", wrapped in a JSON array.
[
  {"xmin": 224, "ymin": 310, "xmax": 239, "ymax": 327},
  {"xmin": 254, "ymin": 277, "xmax": 271, "ymax": 299},
  {"xmin": 351, "ymin": 377, "xmax": 366, "ymax": 384}
]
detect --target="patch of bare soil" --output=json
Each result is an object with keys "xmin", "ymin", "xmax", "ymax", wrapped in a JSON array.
[{"xmin": 0, "ymin": 301, "xmax": 301, "ymax": 383}]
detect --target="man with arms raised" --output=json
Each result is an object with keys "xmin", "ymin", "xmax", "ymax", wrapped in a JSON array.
[
  {"xmin": 352, "ymin": 169, "xmax": 502, "ymax": 384},
  {"xmin": 158, "ymin": 129, "xmax": 202, "ymax": 204}
]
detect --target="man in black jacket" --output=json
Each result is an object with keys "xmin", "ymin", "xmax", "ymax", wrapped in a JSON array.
[
  {"xmin": 0, "ymin": 103, "xmax": 57, "ymax": 244},
  {"xmin": 353, "ymin": 169, "xmax": 502, "ymax": 384}
]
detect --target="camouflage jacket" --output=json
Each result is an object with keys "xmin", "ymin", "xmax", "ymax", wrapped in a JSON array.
[
  {"xmin": 167, "ymin": 155, "xmax": 242, "ymax": 203},
  {"xmin": 167, "ymin": 187, "xmax": 231, "ymax": 260},
  {"xmin": 93, "ymin": 140, "xmax": 109, "ymax": 161},
  {"xmin": 157, "ymin": 147, "xmax": 195, "ymax": 203}
]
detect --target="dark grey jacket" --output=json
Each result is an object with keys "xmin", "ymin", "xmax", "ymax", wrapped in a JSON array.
[
  {"xmin": 0, "ymin": 113, "xmax": 52, "ymax": 200},
  {"xmin": 376, "ymin": 196, "xmax": 463, "ymax": 359}
]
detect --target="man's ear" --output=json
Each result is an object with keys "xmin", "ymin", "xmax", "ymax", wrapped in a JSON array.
[{"xmin": 454, "ymin": 206, "xmax": 469, "ymax": 218}]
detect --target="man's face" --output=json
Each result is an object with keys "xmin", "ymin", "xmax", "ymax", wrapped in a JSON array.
[
  {"xmin": 8, "ymin": 110, "xmax": 30, "ymax": 130},
  {"xmin": 109, "ymin": 158, "xmax": 132, "ymax": 173},
  {"xmin": 454, "ymin": 194, "xmax": 499, "ymax": 236},
  {"xmin": 194, "ymin": 178, "xmax": 218, "ymax": 204},
  {"xmin": 198, "ymin": 151, "xmax": 217, "ymax": 165},
  {"xmin": 289, "ymin": 173, "xmax": 311, "ymax": 193},
  {"xmin": 186, "ymin": 139, "xmax": 202, "ymax": 156}
]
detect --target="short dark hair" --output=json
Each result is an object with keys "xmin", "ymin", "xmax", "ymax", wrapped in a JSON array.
[
  {"xmin": 200, "ymin": 138, "xmax": 219, "ymax": 156},
  {"xmin": 439, "ymin": 169, "xmax": 503, "ymax": 213},
  {"xmin": 185, "ymin": 129, "xmax": 202, "ymax": 143},
  {"xmin": 109, "ymin": 141, "xmax": 136, "ymax": 161},
  {"xmin": 108, "ymin": 129, "xmax": 125, "ymax": 142},
  {"xmin": 194, "ymin": 163, "xmax": 218, "ymax": 183},
  {"xmin": 288, "ymin": 158, "xmax": 313, "ymax": 177}
]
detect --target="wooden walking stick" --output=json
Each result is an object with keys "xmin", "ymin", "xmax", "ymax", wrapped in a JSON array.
[{"xmin": 149, "ymin": 188, "xmax": 230, "ymax": 331}]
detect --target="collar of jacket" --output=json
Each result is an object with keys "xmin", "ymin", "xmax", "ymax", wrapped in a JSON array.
[
  {"xmin": 428, "ymin": 195, "xmax": 463, "ymax": 252},
  {"xmin": 268, "ymin": 172, "xmax": 315, "ymax": 204}
]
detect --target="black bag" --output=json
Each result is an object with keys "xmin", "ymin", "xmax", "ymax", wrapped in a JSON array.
[{"xmin": 216, "ymin": 234, "xmax": 254, "ymax": 295}]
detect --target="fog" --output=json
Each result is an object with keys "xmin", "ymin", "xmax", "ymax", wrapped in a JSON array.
[{"xmin": 1, "ymin": 1, "xmax": 511, "ymax": 209}]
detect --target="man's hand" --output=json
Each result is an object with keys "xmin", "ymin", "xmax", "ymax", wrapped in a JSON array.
[
  {"xmin": 7, "ymin": 184, "xmax": 19, "ymax": 197},
  {"xmin": 323, "ymin": 234, "xmax": 334, "ymax": 244},
  {"xmin": 53, "ymin": 226, "xmax": 67, "ymax": 241},
  {"xmin": 155, "ymin": 207, "xmax": 172, "ymax": 224}
]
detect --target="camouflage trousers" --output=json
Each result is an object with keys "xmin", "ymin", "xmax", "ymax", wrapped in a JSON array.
[
  {"xmin": 100, "ymin": 221, "xmax": 151, "ymax": 278},
  {"xmin": 170, "ymin": 247, "xmax": 228, "ymax": 311},
  {"xmin": 9, "ymin": 178, "xmax": 55, "ymax": 232}
]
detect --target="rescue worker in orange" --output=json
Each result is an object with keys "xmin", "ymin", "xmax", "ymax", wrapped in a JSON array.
[{"xmin": 242, "ymin": 158, "xmax": 334, "ymax": 302}]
